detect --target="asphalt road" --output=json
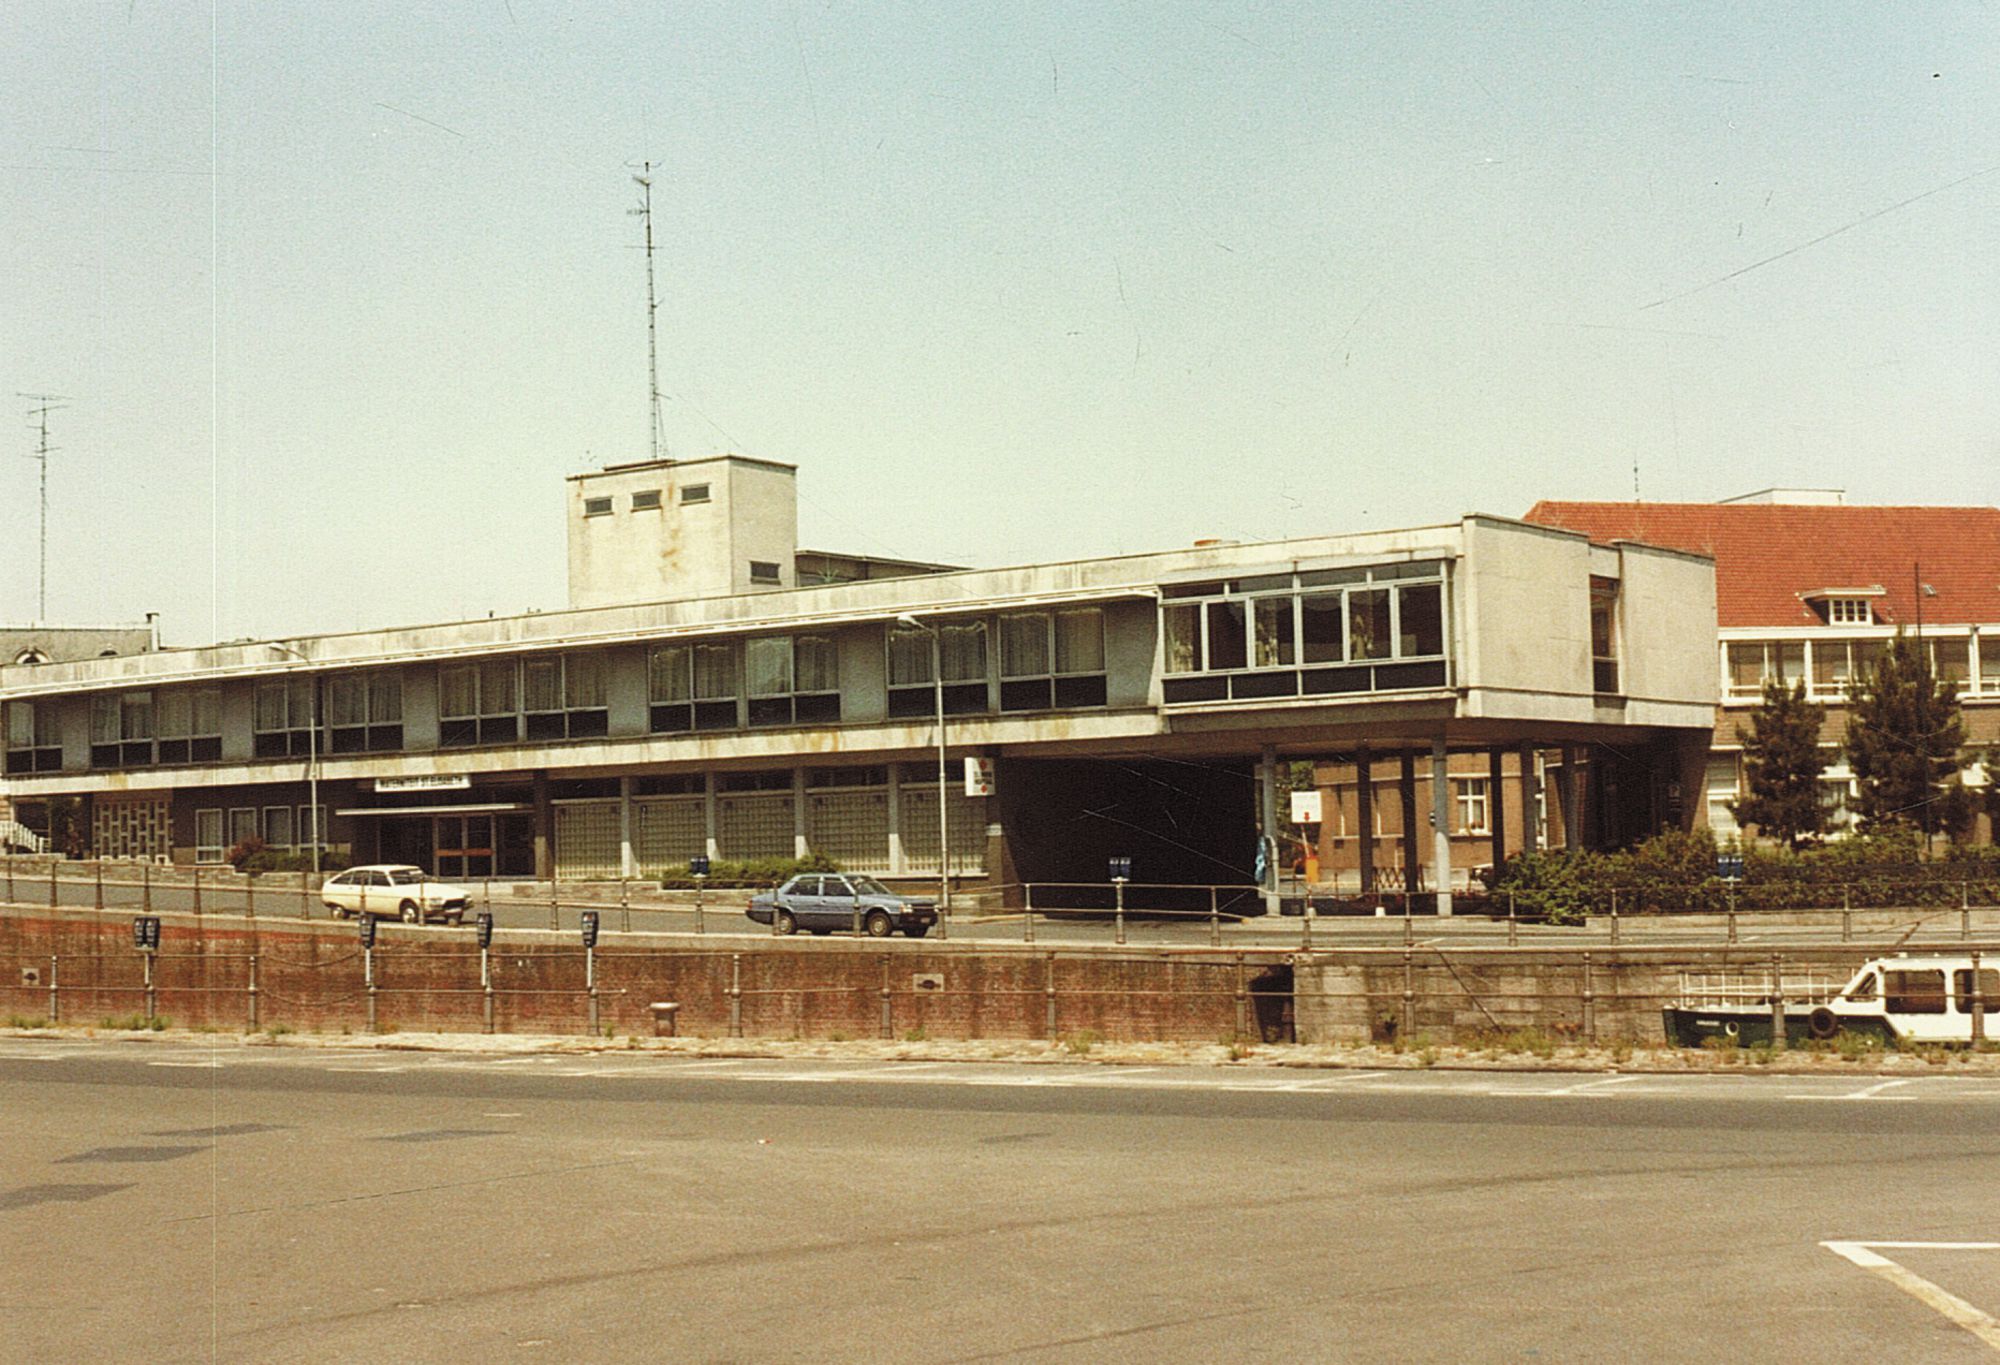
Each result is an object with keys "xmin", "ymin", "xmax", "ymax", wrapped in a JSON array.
[{"xmin": 8, "ymin": 1040, "xmax": 2000, "ymax": 1362}]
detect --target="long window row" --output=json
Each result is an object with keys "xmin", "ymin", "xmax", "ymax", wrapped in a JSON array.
[
  {"xmin": 87, "ymin": 687, "xmax": 223, "ymax": 769},
  {"xmin": 1723, "ymin": 635, "xmax": 2000, "ymax": 702},
  {"xmin": 1159, "ymin": 563, "xmax": 1448, "ymax": 704},
  {"xmin": 440, "ymin": 653, "xmax": 607, "ymax": 748}
]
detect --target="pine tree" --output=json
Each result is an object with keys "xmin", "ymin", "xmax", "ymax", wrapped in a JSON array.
[
  {"xmin": 1844, "ymin": 634, "xmax": 1969, "ymax": 840},
  {"xmin": 1729, "ymin": 679, "xmax": 1827, "ymax": 848}
]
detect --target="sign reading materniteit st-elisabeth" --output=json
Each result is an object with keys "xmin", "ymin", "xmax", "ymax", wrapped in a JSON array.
[{"xmin": 375, "ymin": 775, "xmax": 471, "ymax": 793}]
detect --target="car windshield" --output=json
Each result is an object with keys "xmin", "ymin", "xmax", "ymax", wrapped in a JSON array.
[
  {"xmin": 386, "ymin": 869, "xmax": 424, "ymax": 885},
  {"xmin": 847, "ymin": 876, "xmax": 893, "ymax": 896}
]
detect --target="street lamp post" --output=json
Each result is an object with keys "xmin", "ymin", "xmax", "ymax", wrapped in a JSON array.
[
  {"xmin": 897, "ymin": 614, "xmax": 951, "ymax": 914},
  {"xmin": 269, "ymin": 643, "xmax": 320, "ymax": 879}
]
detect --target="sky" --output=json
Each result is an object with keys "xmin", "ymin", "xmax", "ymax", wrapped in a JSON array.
[{"xmin": 2, "ymin": 2, "xmax": 1996, "ymax": 645}]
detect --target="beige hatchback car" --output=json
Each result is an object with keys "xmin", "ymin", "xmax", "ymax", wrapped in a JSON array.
[{"xmin": 320, "ymin": 864, "xmax": 471, "ymax": 924}]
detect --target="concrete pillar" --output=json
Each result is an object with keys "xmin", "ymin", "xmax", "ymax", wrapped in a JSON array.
[
  {"xmin": 617, "ymin": 776, "xmax": 637, "ymax": 878},
  {"xmin": 1431, "ymin": 739, "xmax": 1453, "ymax": 917},
  {"xmin": 1488, "ymin": 747, "xmax": 1507, "ymax": 874},
  {"xmin": 1399, "ymin": 751, "xmax": 1420, "ymax": 898},
  {"xmin": 1259, "ymin": 745, "xmax": 1279, "ymax": 911},
  {"xmin": 531, "ymin": 771, "xmax": 552, "ymax": 881},
  {"xmin": 1560, "ymin": 745, "xmax": 1583, "ymax": 851},
  {"xmin": 1355, "ymin": 746, "xmax": 1375, "ymax": 897},
  {"xmin": 793, "ymin": 766, "xmax": 809, "ymax": 860},
  {"xmin": 887, "ymin": 764, "xmax": 904, "ymax": 874},
  {"xmin": 703, "ymin": 772, "xmax": 719, "ymax": 863},
  {"xmin": 1518, "ymin": 742, "xmax": 1539, "ymax": 853}
]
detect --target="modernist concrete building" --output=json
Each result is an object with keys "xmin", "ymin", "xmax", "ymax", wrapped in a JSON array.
[
  {"xmin": 1526, "ymin": 493, "xmax": 2000, "ymax": 845},
  {"xmin": 1, "ymin": 457, "xmax": 1718, "ymax": 910},
  {"xmin": 0, "ymin": 621, "xmax": 158, "ymax": 844}
]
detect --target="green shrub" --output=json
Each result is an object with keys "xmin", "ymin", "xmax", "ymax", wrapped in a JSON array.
[
  {"xmin": 655, "ymin": 853, "xmax": 840, "ymax": 888},
  {"xmin": 244, "ymin": 849, "xmax": 350, "ymax": 875}
]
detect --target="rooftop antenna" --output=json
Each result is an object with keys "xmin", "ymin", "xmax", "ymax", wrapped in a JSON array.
[
  {"xmin": 18, "ymin": 393, "xmax": 69, "ymax": 623},
  {"xmin": 628, "ymin": 162, "xmax": 666, "ymax": 463}
]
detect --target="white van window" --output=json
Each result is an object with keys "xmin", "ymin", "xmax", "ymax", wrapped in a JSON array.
[{"xmin": 1884, "ymin": 970, "xmax": 1946, "ymax": 1015}]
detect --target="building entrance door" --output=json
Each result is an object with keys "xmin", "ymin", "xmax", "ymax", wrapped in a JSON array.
[{"xmin": 434, "ymin": 814, "xmax": 495, "ymax": 879}]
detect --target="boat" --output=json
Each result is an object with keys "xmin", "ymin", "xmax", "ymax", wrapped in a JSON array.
[{"xmin": 1662, "ymin": 954, "xmax": 2000, "ymax": 1048}]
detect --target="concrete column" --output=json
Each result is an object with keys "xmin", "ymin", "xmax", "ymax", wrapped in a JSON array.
[
  {"xmin": 1518, "ymin": 741, "xmax": 1540, "ymax": 853},
  {"xmin": 703, "ymin": 772, "xmax": 719, "ymax": 862},
  {"xmin": 886, "ymin": 764, "xmax": 904, "ymax": 874},
  {"xmin": 531, "ymin": 771, "xmax": 552, "ymax": 881},
  {"xmin": 1431, "ymin": 739, "xmax": 1453, "ymax": 917},
  {"xmin": 1488, "ymin": 747, "xmax": 1507, "ymax": 874},
  {"xmin": 1259, "ymin": 745, "xmax": 1279, "ymax": 910},
  {"xmin": 618, "ymin": 776, "xmax": 637, "ymax": 879},
  {"xmin": 1560, "ymin": 745, "xmax": 1583, "ymax": 851},
  {"xmin": 1355, "ymin": 746, "xmax": 1375, "ymax": 897},
  {"xmin": 1399, "ymin": 751, "xmax": 1420, "ymax": 897},
  {"xmin": 793, "ymin": 766, "xmax": 809, "ymax": 859}
]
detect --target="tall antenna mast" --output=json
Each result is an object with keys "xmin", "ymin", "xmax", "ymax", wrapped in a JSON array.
[
  {"xmin": 18, "ymin": 392, "xmax": 68, "ymax": 623},
  {"xmin": 628, "ymin": 163, "xmax": 666, "ymax": 463}
]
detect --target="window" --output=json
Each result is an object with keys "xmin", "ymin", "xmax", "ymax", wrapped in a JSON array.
[
  {"xmin": 746, "ymin": 635, "xmax": 841, "ymax": 726},
  {"xmin": 522, "ymin": 653, "xmax": 609, "ymax": 741},
  {"xmin": 648, "ymin": 645, "xmax": 694, "ymax": 733},
  {"xmin": 253, "ymin": 678, "xmax": 317, "ymax": 759},
  {"xmin": 999, "ymin": 609, "xmax": 1108, "ymax": 710},
  {"xmin": 1725, "ymin": 642, "xmax": 1806, "ymax": 700},
  {"xmin": 4, "ymin": 700, "xmax": 62, "ymax": 774},
  {"xmin": 1931, "ymin": 639, "xmax": 1970, "ymax": 694},
  {"xmin": 263, "ymin": 806, "xmax": 294, "ymax": 850},
  {"xmin": 1953, "ymin": 970, "xmax": 2000, "ymax": 1013},
  {"xmin": 693, "ymin": 642, "xmax": 741, "ymax": 730},
  {"xmin": 228, "ymin": 807, "xmax": 259, "ymax": 851},
  {"xmin": 1705, "ymin": 754, "xmax": 1741, "ymax": 836},
  {"xmin": 680, "ymin": 483, "xmax": 710, "ymax": 504},
  {"xmin": 1589, "ymin": 577, "xmax": 1619, "ymax": 694},
  {"xmin": 1455, "ymin": 777, "xmax": 1490, "ymax": 836},
  {"xmin": 749, "ymin": 560, "xmax": 783, "ymax": 585},
  {"xmin": 1883, "ymin": 970, "xmax": 1946, "ymax": 1015},
  {"xmin": 91, "ymin": 691, "xmax": 159, "ymax": 769},
  {"xmin": 195, "ymin": 808, "xmax": 225, "ymax": 864},
  {"xmin": 327, "ymin": 671, "xmax": 403, "ymax": 753},
  {"xmin": 154, "ymin": 687, "xmax": 222, "ymax": 765},
  {"xmin": 439, "ymin": 659, "xmax": 519, "ymax": 747},
  {"xmin": 631, "ymin": 489, "xmax": 662, "ymax": 511},
  {"xmin": 889, "ymin": 621, "xmax": 989, "ymax": 718},
  {"xmin": 298, "ymin": 804, "xmax": 328, "ymax": 857},
  {"xmin": 583, "ymin": 496, "xmax": 613, "ymax": 517},
  {"xmin": 1826, "ymin": 598, "xmax": 1873, "ymax": 625},
  {"xmin": 1159, "ymin": 562, "xmax": 1449, "ymax": 703}
]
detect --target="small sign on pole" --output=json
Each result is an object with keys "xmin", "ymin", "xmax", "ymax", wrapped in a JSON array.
[
  {"xmin": 475, "ymin": 912, "xmax": 494, "ymax": 949},
  {"xmin": 687, "ymin": 855, "xmax": 710, "ymax": 879},
  {"xmin": 358, "ymin": 914, "xmax": 377, "ymax": 948},
  {"xmin": 1289, "ymin": 790, "xmax": 1323, "ymax": 825},
  {"xmin": 963, "ymin": 755, "xmax": 996, "ymax": 798},
  {"xmin": 580, "ymin": 911, "xmax": 600, "ymax": 948},
  {"xmin": 132, "ymin": 916, "xmax": 161, "ymax": 952},
  {"xmin": 1108, "ymin": 856, "xmax": 1132, "ymax": 883}
]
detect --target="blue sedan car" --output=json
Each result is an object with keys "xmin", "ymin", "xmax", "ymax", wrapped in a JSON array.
[{"xmin": 748, "ymin": 873, "xmax": 938, "ymax": 938}]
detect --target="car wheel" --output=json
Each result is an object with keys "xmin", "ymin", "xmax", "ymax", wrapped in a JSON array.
[
  {"xmin": 864, "ymin": 910, "xmax": 893, "ymax": 938},
  {"xmin": 775, "ymin": 909, "xmax": 797, "ymax": 935},
  {"xmin": 326, "ymin": 903, "xmax": 348, "ymax": 919},
  {"xmin": 399, "ymin": 900, "xmax": 421, "ymax": 924}
]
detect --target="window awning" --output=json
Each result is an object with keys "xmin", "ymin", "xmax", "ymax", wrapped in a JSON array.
[{"xmin": 334, "ymin": 802, "xmax": 531, "ymax": 817}]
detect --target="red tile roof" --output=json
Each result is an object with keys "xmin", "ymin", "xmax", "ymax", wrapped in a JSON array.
[{"xmin": 1523, "ymin": 501, "xmax": 2000, "ymax": 630}]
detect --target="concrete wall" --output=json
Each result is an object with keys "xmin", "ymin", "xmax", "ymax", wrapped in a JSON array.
[{"xmin": 566, "ymin": 455, "xmax": 800, "ymax": 609}]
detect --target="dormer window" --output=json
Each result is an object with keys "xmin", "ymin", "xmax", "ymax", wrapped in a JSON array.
[{"xmin": 1802, "ymin": 587, "xmax": 1883, "ymax": 626}]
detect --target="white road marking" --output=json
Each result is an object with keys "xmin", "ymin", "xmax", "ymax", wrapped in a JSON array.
[
  {"xmin": 148, "ymin": 1060, "xmax": 224, "ymax": 1069},
  {"xmin": 1790, "ymin": 1079, "xmax": 1918, "ymax": 1101},
  {"xmin": 1538, "ymin": 1076, "xmax": 1640, "ymax": 1097},
  {"xmin": 1823, "ymin": 1241, "xmax": 2000, "ymax": 1353}
]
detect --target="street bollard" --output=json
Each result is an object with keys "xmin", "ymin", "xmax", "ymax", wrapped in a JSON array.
[
  {"xmin": 1608, "ymin": 888, "xmax": 1619, "ymax": 946},
  {"xmin": 548, "ymin": 881, "xmax": 559, "ymax": 932},
  {"xmin": 4, "ymin": 857, "xmax": 12, "ymax": 903},
  {"xmin": 247, "ymin": 954, "xmax": 259, "ymax": 1031},
  {"xmin": 1301, "ymin": 895, "xmax": 1315, "ymax": 951},
  {"xmin": 620, "ymin": 879, "xmax": 631, "ymax": 935},
  {"xmin": 1404, "ymin": 910, "xmax": 1415, "ymax": 948},
  {"xmin": 482, "ymin": 944, "xmax": 495, "ymax": 1034},
  {"xmin": 94, "ymin": 862, "xmax": 103, "ymax": 911},
  {"xmin": 193, "ymin": 865, "xmax": 202, "ymax": 916},
  {"xmin": 693, "ymin": 873, "xmax": 706, "ymax": 935},
  {"xmin": 1236, "ymin": 954, "xmax": 1249, "ymax": 1040},
  {"xmin": 49, "ymin": 862, "xmax": 57, "ymax": 909},
  {"xmin": 1114, "ymin": 878, "xmax": 1126, "ymax": 947},
  {"xmin": 1023, "ymin": 884, "xmax": 1035, "ymax": 944},
  {"xmin": 1974, "ymin": 950, "xmax": 1987, "ymax": 1045},
  {"xmin": 1045, "ymin": 952, "xmax": 1059, "ymax": 1036},
  {"xmin": 1582, "ymin": 952, "xmax": 1595, "ymax": 1044},
  {"xmin": 1400, "ymin": 947, "xmax": 1414, "ymax": 1040},
  {"xmin": 1508, "ymin": 891, "xmax": 1518, "ymax": 948},
  {"xmin": 246, "ymin": 873, "xmax": 255, "ymax": 920},
  {"xmin": 142, "ymin": 950, "xmax": 155, "ymax": 1025},
  {"xmin": 300, "ymin": 872, "xmax": 310, "ymax": 920},
  {"xmin": 586, "ymin": 944, "xmax": 599, "ymax": 1037},
  {"xmin": 1209, "ymin": 886, "xmax": 1221, "ymax": 948},
  {"xmin": 729, "ymin": 954, "xmax": 743, "ymax": 1037},
  {"xmin": 1764, "ymin": 950, "xmax": 1792, "ymax": 1048},
  {"xmin": 143, "ymin": 861, "xmax": 152, "ymax": 913},
  {"xmin": 49, "ymin": 954, "xmax": 59, "ymax": 1023},
  {"xmin": 1727, "ymin": 902, "xmax": 1737, "ymax": 945},
  {"xmin": 879, "ymin": 956, "xmax": 893, "ymax": 1039}
]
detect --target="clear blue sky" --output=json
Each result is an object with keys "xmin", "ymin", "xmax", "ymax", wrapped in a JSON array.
[{"xmin": 3, "ymin": 2, "xmax": 1995, "ymax": 644}]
